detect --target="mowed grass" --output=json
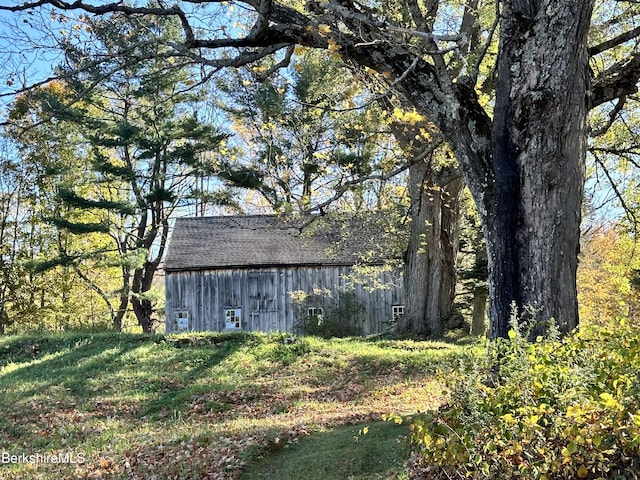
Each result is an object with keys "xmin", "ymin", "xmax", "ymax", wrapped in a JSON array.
[{"xmin": 0, "ymin": 332, "xmax": 481, "ymax": 479}]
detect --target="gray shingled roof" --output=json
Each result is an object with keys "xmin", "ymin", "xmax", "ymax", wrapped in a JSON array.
[{"xmin": 164, "ymin": 215, "xmax": 378, "ymax": 271}]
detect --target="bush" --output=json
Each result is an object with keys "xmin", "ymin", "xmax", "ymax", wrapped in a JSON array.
[
  {"xmin": 293, "ymin": 291, "xmax": 366, "ymax": 338},
  {"xmin": 410, "ymin": 316, "xmax": 640, "ymax": 479}
]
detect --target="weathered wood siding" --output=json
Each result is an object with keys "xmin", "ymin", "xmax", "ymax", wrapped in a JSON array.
[{"xmin": 165, "ymin": 265, "xmax": 404, "ymax": 335}]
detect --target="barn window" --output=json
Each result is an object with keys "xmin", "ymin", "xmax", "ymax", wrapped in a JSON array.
[
  {"xmin": 225, "ymin": 308, "xmax": 242, "ymax": 330},
  {"xmin": 173, "ymin": 311, "xmax": 190, "ymax": 332},
  {"xmin": 307, "ymin": 307, "xmax": 324, "ymax": 318},
  {"xmin": 392, "ymin": 305, "xmax": 405, "ymax": 323}
]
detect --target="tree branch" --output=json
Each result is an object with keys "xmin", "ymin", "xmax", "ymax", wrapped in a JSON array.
[
  {"xmin": 304, "ymin": 136, "xmax": 445, "ymax": 218},
  {"xmin": 590, "ymin": 25, "xmax": 640, "ymax": 56},
  {"xmin": 590, "ymin": 95, "xmax": 626, "ymax": 137},
  {"xmin": 591, "ymin": 151, "xmax": 639, "ymax": 233},
  {"xmin": 0, "ymin": 0, "xmax": 192, "ymax": 24},
  {"xmin": 255, "ymin": 44, "xmax": 294, "ymax": 81},
  {"xmin": 73, "ymin": 264, "xmax": 116, "ymax": 323},
  {"xmin": 592, "ymin": 54, "xmax": 640, "ymax": 107}
]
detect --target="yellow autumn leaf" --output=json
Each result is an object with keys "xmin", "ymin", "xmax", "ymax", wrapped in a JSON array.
[
  {"xmin": 391, "ymin": 107, "xmax": 425, "ymax": 125},
  {"xmin": 318, "ymin": 24, "xmax": 331, "ymax": 34},
  {"xmin": 501, "ymin": 413, "xmax": 516, "ymax": 424},
  {"xmin": 327, "ymin": 38, "xmax": 341, "ymax": 52},
  {"xmin": 599, "ymin": 392, "xmax": 622, "ymax": 410}
]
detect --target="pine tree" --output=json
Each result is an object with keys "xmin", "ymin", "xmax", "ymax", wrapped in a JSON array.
[{"xmin": 10, "ymin": 15, "xmax": 228, "ymax": 332}]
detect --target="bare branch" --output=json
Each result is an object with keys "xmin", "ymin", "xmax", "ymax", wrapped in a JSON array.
[
  {"xmin": 385, "ymin": 27, "xmax": 463, "ymax": 42},
  {"xmin": 590, "ymin": 95, "xmax": 626, "ymax": 137},
  {"xmin": 304, "ymin": 138, "xmax": 444, "ymax": 217},
  {"xmin": 459, "ymin": 0, "xmax": 479, "ymax": 53},
  {"xmin": 406, "ymin": 0, "xmax": 428, "ymax": 31},
  {"xmin": 168, "ymin": 41, "xmax": 292, "ymax": 69},
  {"xmin": 255, "ymin": 45, "xmax": 294, "ymax": 81},
  {"xmin": 590, "ymin": 146, "xmax": 640, "ymax": 170},
  {"xmin": 471, "ymin": 1, "xmax": 500, "ymax": 85},
  {"xmin": 289, "ymin": 51, "xmax": 423, "ymax": 115},
  {"xmin": 590, "ymin": 25, "xmax": 640, "ymax": 56},
  {"xmin": 591, "ymin": 151, "xmax": 639, "ymax": 234},
  {"xmin": 0, "ymin": 0, "xmax": 190, "ymax": 22},
  {"xmin": 0, "ymin": 0, "xmax": 236, "ymax": 17}
]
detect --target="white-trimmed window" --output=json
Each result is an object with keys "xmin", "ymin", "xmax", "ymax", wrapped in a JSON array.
[
  {"xmin": 392, "ymin": 305, "xmax": 405, "ymax": 323},
  {"xmin": 173, "ymin": 311, "xmax": 190, "ymax": 332},
  {"xmin": 225, "ymin": 308, "xmax": 242, "ymax": 330}
]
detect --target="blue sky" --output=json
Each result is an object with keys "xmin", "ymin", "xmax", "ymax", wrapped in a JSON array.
[
  {"xmin": 0, "ymin": 6, "xmax": 65, "ymax": 116},
  {"xmin": 0, "ymin": 1, "xmax": 632, "ymax": 227}
]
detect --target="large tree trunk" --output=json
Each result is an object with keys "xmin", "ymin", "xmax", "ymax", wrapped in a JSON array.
[
  {"xmin": 470, "ymin": 243, "xmax": 488, "ymax": 336},
  {"xmin": 484, "ymin": 0, "xmax": 593, "ymax": 339},
  {"xmin": 338, "ymin": 0, "xmax": 594, "ymax": 340},
  {"xmin": 128, "ymin": 212, "xmax": 168, "ymax": 334},
  {"xmin": 399, "ymin": 161, "xmax": 463, "ymax": 337},
  {"xmin": 113, "ymin": 290, "xmax": 128, "ymax": 332},
  {"xmin": 112, "ymin": 264, "xmax": 130, "ymax": 332}
]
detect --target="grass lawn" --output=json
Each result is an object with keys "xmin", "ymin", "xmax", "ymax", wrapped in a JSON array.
[
  {"xmin": 0, "ymin": 332, "xmax": 480, "ymax": 479},
  {"xmin": 241, "ymin": 420, "xmax": 411, "ymax": 480}
]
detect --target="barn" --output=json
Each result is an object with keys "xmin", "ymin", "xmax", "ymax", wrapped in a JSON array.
[{"xmin": 163, "ymin": 215, "xmax": 405, "ymax": 335}]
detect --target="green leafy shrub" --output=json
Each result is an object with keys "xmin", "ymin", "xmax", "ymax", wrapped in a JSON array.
[
  {"xmin": 410, "ymin": 316, "xmax": 640, "ymax": 479},
  {"xmin": 293, "ymin": 291, "xmax": 366, "ymax": 338}
]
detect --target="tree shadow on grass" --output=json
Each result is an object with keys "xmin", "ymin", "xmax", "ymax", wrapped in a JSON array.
[{"xmin": 0, "ymin": 332, "xmax": 252, "ymax": 422}]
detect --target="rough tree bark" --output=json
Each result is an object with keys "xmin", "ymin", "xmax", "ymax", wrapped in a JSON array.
[
  {"xmin": 129, "ymin": 216, "xmax": 169, "ymax": 333},
  {"xmin": 400, "ymin": 161, "xmax": 463, "ymax": 336},
  {"xmin": 113, "ymin": 267, "xmax": 130, "ymax": 332},
  {"xmin": 376, "ymin": 0, "xmax": 594, "ymax": 339},
  {"xmin": 484, "ymin": 0, "xmax": 593, "ymax": 339},
  {"xmin": 471, "ymin": 285, "xmax": 488, "ymax": 336},
  {"xmin": 130, "ymin": 260, "xmax": 158, "ymax": 334},
  {"xmin": 383, "ymin": 105, "xmax": 464, "ymax": 337}
]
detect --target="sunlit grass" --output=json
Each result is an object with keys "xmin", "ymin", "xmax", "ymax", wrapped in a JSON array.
[{"xmin": 0, "ymin": 331, "xmax": 481, "ymax": 479}]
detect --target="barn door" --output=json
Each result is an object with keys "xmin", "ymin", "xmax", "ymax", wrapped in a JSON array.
[{"xmin": 248, "ymin": 271, "xmax": 279, "ymax": 332}]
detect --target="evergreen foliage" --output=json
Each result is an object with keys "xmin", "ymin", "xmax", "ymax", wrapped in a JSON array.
[
  {"xmin": 4, "ymin": 14, "xmax": 228, "ymax": 332},
  {"xmin": 215, "ymin": 50, "xmax": 395, "ymax": 213}
]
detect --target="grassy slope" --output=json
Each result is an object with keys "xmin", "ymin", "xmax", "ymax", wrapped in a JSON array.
[{"xmin": 0, "ymin": 332, "xmax": 480, "ymax": 480}]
